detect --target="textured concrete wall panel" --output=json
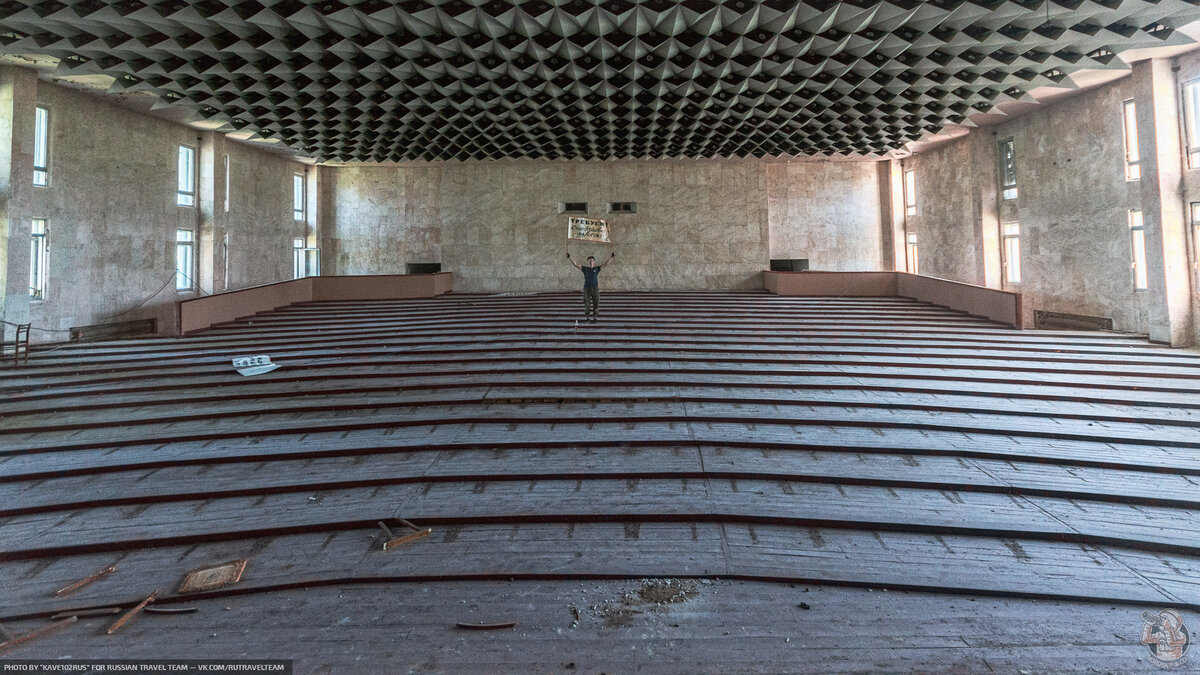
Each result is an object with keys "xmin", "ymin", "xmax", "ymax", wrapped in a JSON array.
[
  {"xmin": 221, "ymin": 140, "xmax": 309, "ymax": 290},
  {"xmin": 22, "ymin": 82, "xmax": 200, "ymax": 336},
  {"xmin": 766, "ymin": 160, "xmax": 882, "ymax": 271},
  {"xmin": 905, "ymin": 137, "xmax": 977, "ymax": 283},
  {"xmin": 326, "ymin": 158, "xmax": 778, "ymax": 292},
  {"xmin": 911, "ymin": 75, "xmax": 1152, "ymax": 333},
  {"xmin": 1007, "ymin": 76, "xmax": 1149, "ymax": 332},
  {"xmin": 0, "ymin": 79, "xmax": 315, "ymax": 340}
]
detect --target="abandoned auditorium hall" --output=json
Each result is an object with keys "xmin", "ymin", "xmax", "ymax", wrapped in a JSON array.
[{"xmin": 3, "ymin": 0, "xmax": 1200, "ymax": 672}]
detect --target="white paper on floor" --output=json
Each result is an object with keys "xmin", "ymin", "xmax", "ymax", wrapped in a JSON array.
[{"xmin": 232, "ymin": 354, "xmax": 281, "ymax": 377}]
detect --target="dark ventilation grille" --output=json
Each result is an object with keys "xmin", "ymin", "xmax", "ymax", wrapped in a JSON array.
[
  {"xmin": 1034, "ymin": 310, "xmax": 1113, "ymax": 331},
  {"xmin": 770, "ymin": 259, "xmax": 810, "ymax": 272},
  {"xmin": 559, "ymin": 202, "xmax": 588, "ymax": 214},
  {"xmin": 405, "ymin": 263, "xmax": 442, "ymax": 274},
  {"xmin": 609, "ymin": 202, "xmax": 636, "ymax": 213}
]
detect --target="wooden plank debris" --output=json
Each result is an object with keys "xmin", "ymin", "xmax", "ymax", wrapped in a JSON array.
[
  {"xmin": 178, "ymin": 559, "xmax": 247, "ymax": 594},
  {"xmin": 455, "ymin": 620, "xmax": 517, "ymax": 630},
  {"xmin": 106, "ymin": 590, "xmax": 158, "ymax": 634},
  {"xmin": 0, "ymin": 616, "xmax": 77, "ymax": 654},
  {"xmin": 51, "ymin": 607, "xmax": 121, "ymax": 620},
  {"xmin": 55, "ymin": 563, "xmax": 118, "ymax": 597},
  {"xmin": 144, "ymin": 606, "xmax": 197, "ymax": 615},
  {"xmin": 379, "ymin": 519, "xmax": 432, "ymax": 551}
]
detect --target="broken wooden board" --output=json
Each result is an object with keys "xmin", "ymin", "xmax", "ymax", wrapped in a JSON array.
[
  {"xmin": 0, "ymin": 616, "xmax": 76, "ymax": 654},
  {"xmin": 378, "ymin": 520, "xmax": 432, "ymax": 551},
  {"xmin": 54, "ymin": 563, "xmax": 117, "ymax": 597},
  {"xmin": 106, "ymin": 590, "xmax": 157, "ymax": 635},
  {"xmin": 178, "ymin": 560, "xmax": 247, "ymax": 594}
]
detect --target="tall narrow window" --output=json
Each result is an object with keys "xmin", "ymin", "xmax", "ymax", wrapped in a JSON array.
[
  {"xmin": 293, "ymin": 237, "xmax": 305, "ymax": 279},
  {"xmin": 293, "ymin": 173, "xmax": 304, "ymax": 221},
  {"xmin": 906, "ymin": 232, "xmax": 919, "ymax": 275},
  {"xmin": 33, "ymin": 106, "xmax": 49, "ymax": 186},
  {"xmin": 999, "ymin": 138, "xmax": 1018, "ymax": 199},
  {"xmin": 177, "ymin": 145, "xmax": 195, "ymax": 206},
  {"xmin": 1184, "ymin": 79, "xmax": 1200, "ymax": 169},
  {"xmin": 1192, "ymin": 203, "xmax": 1200, "ymax": 274},
  {"xmin": 903, "ymin": 169, "xmax": 916, "ymax": 217},
  {"xmin": 305, "ymin": 247, "xmax": 320, "ymax": 277},
  {"xmin": 176, "ymin": 229, "xmax": 195, "ymax": 291},
  {"xmin": 29, "ymin": 219, "xmax": 48, "ymax": 299},
  {"xmin": 223, "ymin": 154, "xmax": 231, "ymax": 213},
  {"xmin": 1129, "ymin": 210, "xmax": 1148, "ymax": 290},
  {"xmin": 1002, "ymin": 223, "xmax": 1021, "ymax": 284},
  {"xmin": 1122, "ymin": 100, "xmax": 1140, "ymax": 181}
]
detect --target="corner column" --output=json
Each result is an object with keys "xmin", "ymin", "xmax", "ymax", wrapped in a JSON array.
[
  {"xmin": 1135, "ymin": 58, "xmax": 1195, "ymax": 346},
  {"xmin": 0, "ymin": 66, "xmax": 37, "ymax": 337}
]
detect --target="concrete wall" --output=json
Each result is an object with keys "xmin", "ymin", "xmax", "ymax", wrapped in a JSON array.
[
  {"xmin": 903, "ymin": 135, "xmax": 981, "ymax": 285},
  {"xmin": 323, "ymin": 157, "xmax": 889, "ymax": 292},
  {"xmin": 176, "ymin": 273, "xmax": 451, "ymax": 334},
  {"xmin": 219, "ymin": 139, "xmax": 310, "ymax": 291},
  {"xmin": 8, "ymin": 80, "xmax": 200, "ymax": 338},
  {"xmin": 1170, "ymin": 52, "xmax": 1200, "ymax": 348},
  {"xmin": 0, "ymin": 71, "xmax": 309, "ymax": 341},
  {"xmin": 0, "ymin": 67, "xmax": 36, "ymax": 344},
  {"xmin": 767, "ymin": 160, "xmax": 882, "ymax": 271},
  {"xmin": 764, "ymin": 270, "xmax": 1022, "ymax": 328},
  {"xmin": 324, "ymin": 158, "xmax": 773, "ymax": 292},
  {"xmin": 905, "ymin": 72, "xmax": 1166, "ymax": 336},
  {"xmin": 323, "ymin": 164, "xmax": 441, "ymax": 276}
]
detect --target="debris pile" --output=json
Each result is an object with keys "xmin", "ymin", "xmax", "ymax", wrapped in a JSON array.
[{"xmin": 583, "ymin": 578, "xmax": 700, "ymax": 629}]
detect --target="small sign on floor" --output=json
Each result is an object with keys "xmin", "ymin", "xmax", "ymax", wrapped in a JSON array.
[{"xmin": 232, "ymin": 355, "xmax": 280, "ymax": 377}]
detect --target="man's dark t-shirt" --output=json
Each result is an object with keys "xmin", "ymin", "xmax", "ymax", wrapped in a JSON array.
[{"xmin": 581, "ymin": 266, "xmax": 601, "ymax": 289}]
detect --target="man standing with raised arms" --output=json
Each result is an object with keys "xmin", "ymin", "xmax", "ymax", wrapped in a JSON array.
[{"xmin": 567, "ymin": 251, "xmax": 615, "ymax": 322}]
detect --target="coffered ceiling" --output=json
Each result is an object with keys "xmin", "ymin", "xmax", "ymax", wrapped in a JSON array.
[{"xmin": 1, "ymin": 0, "xmax": 1199, "ymax": 161}]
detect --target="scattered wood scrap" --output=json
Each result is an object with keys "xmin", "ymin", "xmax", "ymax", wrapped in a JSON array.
[
  {"xmin": 144, "ymin": 606, "xmax": 198, "ymax": 615},
  {"xmin": 55, "ymin": 563, "xmax": 118, "ymax": 597},
  {"xmin": 379, "ymin": 519, "xmax": 432, "ymax": 551},
  {"xmin": 455, "ymin": 620, "xmax": 518, "ymax": 631},
  {"xmin": 0, "ymin": 616, "xmax": 77, "ymax": 654},
  {"xmin": 106, "ymin": 590, "xmax": 158, "ymax": 635},
  {"xmin": 51, "ymin": 607, "xmax": 122, "ymax": 621},
  {"xmin": 178, "ymin": 559, "xmax": 248, "ymax": 594}
]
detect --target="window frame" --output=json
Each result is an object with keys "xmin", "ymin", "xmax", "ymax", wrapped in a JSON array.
[
  {"xmin": 293, "ymin": 237, "xmax": 305, "ymax": 279},
  {"xmin": 903, "ymin": 169, "xmax": 916, "ymax": 217},
  {"xmin": 1001, "ymin": 222, "xmax": 1021, "ymax": 285},
  {"xmin": 223, "ymin": 154, "xmax": 231, "ymax": 213},
  {"xmin": 29, "ymin": 218, "xmax": 48, "ymax": 299},
  {"xmin": 905, "ymin": 232, "xmax": 919, "ymax": 275},
  {"xmin": 1129, "ymin": 210, "xmax": 1148, "ymax": 291},
  {"xmin": 175, "ymin": 228, "xmax": 195, "ymax": 292},
  {"xmin": 292, "ymin": 173, "xmax": 305, "ymax": 221},
  {"xmin": 1184, "ymin": 78, "xmax": 1200, "ymax": 169},
  {"xmin": 1190, "ymin": 203, "xmax": 1200, "ymax": 280},
  {"xmin": 33, "ymin": 106, "xmax": 49, "ymax": 187},
  {"xmin": 999, "ymin": 138, "xmax": 1018, "ymax": 200},
  {"xmin": 176, "ymin": 145, "xmax": 196, "ymax": 207},
  {"xmin": 1122, "ymin": 99, "xmax": 1140, "ymax": 181}
]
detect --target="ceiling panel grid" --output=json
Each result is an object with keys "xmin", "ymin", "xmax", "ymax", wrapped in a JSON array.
[{"xmin": 1, "ymin": 0, "xmax": 1198, "ymax": 161}]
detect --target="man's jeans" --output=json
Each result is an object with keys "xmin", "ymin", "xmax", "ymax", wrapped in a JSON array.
[{"xmin": 583, "ymin": 287, "xmax": 599, "ymax": 318}]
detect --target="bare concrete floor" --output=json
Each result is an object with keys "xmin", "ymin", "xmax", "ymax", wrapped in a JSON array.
[{"xmin": 1, "ymin": 580, "xmax": 1185, "ymax": 673}]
